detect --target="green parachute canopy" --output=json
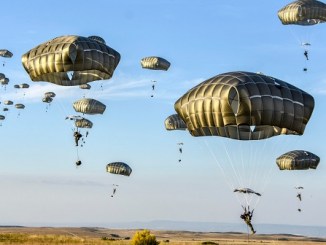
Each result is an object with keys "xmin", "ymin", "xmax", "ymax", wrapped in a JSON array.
[
  {"xmin": 276, "ymin": 150, "xmax": 320, "ymax": 170},
  {"xmin": 174, "ymin": 71, "xmax": 315, "ymax": 140},
  {"xmin": 73, "ymin": 98, "xmax": 106, "ymax": 115},
  {"xmin": 278, "ymin": 0, "xmax": 326, "ymax": 25},
  {"xmin": 15, "ymin": 104, "xmax": 25, "ymax": 109},
  {"xmin": 164, "ymin": 114, "xmax": 187, "ymax": 131},
  {"xmin": 141, "ymin": 56, "xmax": 170, "ymax": 71},
  {"xmin": 106, "ymin": 162, "xmax": 132, "ymax": 176},
  {"xmin": 22, "ymin": 35, "xmax": 121, "ymax": 86},
  {"xmin": 75, "ymin": 118, "xmax": 93, "ymax": 128}
]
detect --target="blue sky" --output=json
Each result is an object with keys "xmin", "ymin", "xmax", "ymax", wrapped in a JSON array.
[{"xmin": 0, "ymin": 0, "xmax": 325, "ymax": 230}]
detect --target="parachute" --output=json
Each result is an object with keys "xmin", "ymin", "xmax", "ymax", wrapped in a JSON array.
[
  {"xmin": 278, "ymin": 0, "xmax": 326, "ymax": 71},
  {"xmin": 234, "ymin": 188, "xmax": 261, "ymax": 196},
  {"xmin": 19, "ymin": 83, "xmax": 29, "ymax": 89},
  {"xmin": 164, "ymin": 114, "xmax": 187, "ymax": 131},
  {"xmin": 79, "ymin": 84, "xmax": 91, "ymax": 90},
  {"xmin": 73, "ymin": 98, "xmax": 106, "ymax": 115},
  {"xmin": 174, "ymin": 71, "xmax": 315, "ymax": 140},
  {"xmin": 0, "ymin": 115, "xmax": 5, "ymax": 120},
  {"xmin": 174, "ymin": 71, "xmax": 315, "ymax": 225},
  {"xmin": 0, "ymin": 77, "xmax": 9, "ymax": 86},
  {"xmin": 42, "ymin": 92, "xmax": 55, "ymax": 103},
  {"xmin": 65, "ymin": 115, "xmax": 84, "ymax": 121},
  {"xmin": 42, "ymin": 97, "xmax": 53, "ymax": 103},
  {"xmin": 278, "ymin": 0, "xmax": 326, "ymax": 25},
  {"xmin": 141, "ymin": 56, "xmax": 171, "ymax": 71},
  {"xmin": 106, "ymin": 162, "xmax": 132, "ymax": 176},
  {"xmin": 0, "ymin": 49, "xmax": 13, "ymax": 58},
  {"xmin": 4, "ymin": 100, "xmax": 13, "ymax": 105},
  {"xmin": 22, "ymin": 35, "xmax": 121, "ymax": 86},
  {"xmin": 44, "ymin": 92, "xmax": 56, "ymax": 98},
  {"xmin": 276, "ymin": 150, "xmax": 320, "ymax": 212},
  {"xmin": 276, "ymin": 150, "xmax": 320, "ymax": 170},
  {"xmin": 75, "ymin": 118, "xmax": 93, "ymax": 128},
  {"xmin": 15, "ymin": 104, "xmax": 25, "ymax": 109}
]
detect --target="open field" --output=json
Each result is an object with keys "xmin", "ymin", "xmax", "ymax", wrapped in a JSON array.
[{"xmin": 0, "ymin": 227, "xmax": 325, "ymax": 244}]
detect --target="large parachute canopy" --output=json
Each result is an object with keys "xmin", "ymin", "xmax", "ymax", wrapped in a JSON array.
[
  {"xmin": 276, "ymin": 150, "xmax": 320, "ymax": 170},
  {"xmin": 106, "ymin": 162, "xmax": 132, "ymax": 176},
  {"xmin": 141, "ymin": 56, "xmax": 171, "ymax": 71},
  {"xmin": 174, "ymin": 71, "xmax": 315, "ymax": 140},
  {"xmin": 0, "ymin": 49, "xmax": 13, "ymax": 58},
  {"xmin": 164, "ymin": 114, "xmax": 187, "ymax": 131},
  {"xmin": 22, "ymin": 35, "xmax": 121, "ymax": 86},
  {"xmin": 73, "ymin": 98, "xmax": 106, "ymax": 115},
  {"xmin": 278, "ymin": 0, "xmax": 326, "ymax": 25}
]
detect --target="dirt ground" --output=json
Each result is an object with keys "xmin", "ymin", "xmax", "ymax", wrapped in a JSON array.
[{"xmin": 0, "ymin": 226, "xmax": 325, "ymax": 244}]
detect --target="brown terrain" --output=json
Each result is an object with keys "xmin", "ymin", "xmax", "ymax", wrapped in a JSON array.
[{"xmin": 0, "ymin": 226, "xmax": 325, "ymax": 244}]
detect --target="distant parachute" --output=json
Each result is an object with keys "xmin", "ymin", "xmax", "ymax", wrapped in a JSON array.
[
  {"xmin": 15, "ymin": 104, "xmax": 25, "ymax": 109},
  {"xmin": 234, "ymin": 188, "xmax": 261, "ymax": 196},
  {"xmin": 0, "ymin": 115, "xmax": 5, "ymax": 120},
  {"xmin": 42, "ymin": 92, "xmax": 55, "ymax": 103},
  {"xmin": 174, "ymin": 71, "xmax": 315, "ymax": 140},
  {"xmin": 65, "ymin": 115, "xmax": 84, "ymax": 121},
  {"xmin": 0, "ymin": 49, "xmax": 13, "ymax": 58},
  {"xmin": 164, "ymin": 114, "xmax": 187, "ymax": 131},
  {"xmin": 22, "ymin": 35, "xmax": 121, "ymax": 86},
  {"xmin": 42, "ymin": 97, "xmax": 53, "ymax": 103},
  {"xmin": 141, "ymin": 56, "xmax": 170, "ymax": 71},
  {"xmin": 0, "ymin": 77, "xmax": 9, "ymax": 85},
  {"xmin": 44, "ymin": 92, "xmax": 56, "ymax": 98},
  {"xmin": 73, "ymin": 98, "xmax": 106, "ymax": 115},
  {"xmin": 278, "ymin": 0, "xmax": 326, "ymax": 25},
  {"xmin": 19, "ymin": 83, "xmax": 29, "ymax": 88},
  {"xmin": 75, "ymin": 118, "xmax": 93, "ymax": 128},
  {"xmin": 79, "ymin": 83, "xmax": 91, "ymax": 90},
  {"xmin": 276, "ymin": 150, "xmax": 320, "ymax": 170},
  {"xmin": 106, "ymin": 162, "xmax": 132, "ymax": 176},
  {"xmin": 4, "ymin": 100, "xmax": 13, "ymax": 105}
]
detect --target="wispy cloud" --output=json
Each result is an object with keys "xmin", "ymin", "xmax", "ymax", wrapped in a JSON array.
[
  {"xmin": 1, "ymin": 73, "xmax": 205, "ymax": 104},
  {"xmin": 0, "ymin": 173, "xmax": 106, "ymax": 187}
]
